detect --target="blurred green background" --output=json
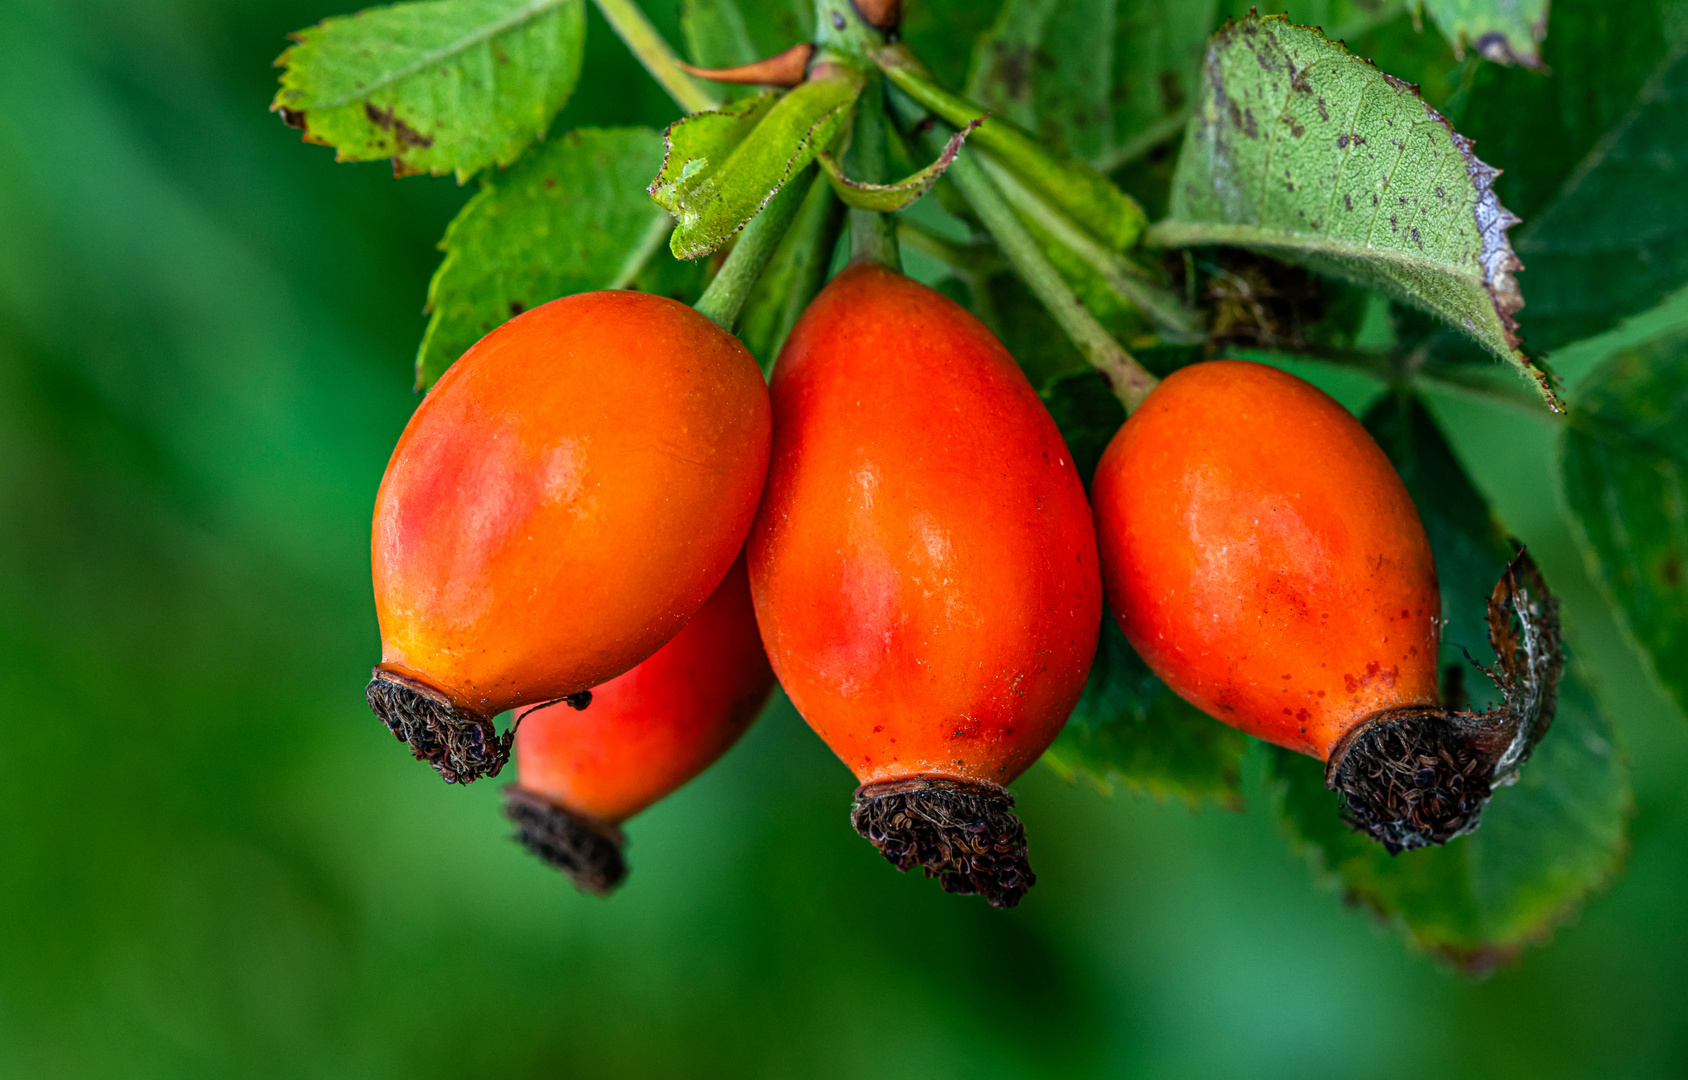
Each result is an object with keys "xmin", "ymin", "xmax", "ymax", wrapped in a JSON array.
[{"xmin": 1, "ymin": 1, "xmax": 1685, "ymax": 1076}]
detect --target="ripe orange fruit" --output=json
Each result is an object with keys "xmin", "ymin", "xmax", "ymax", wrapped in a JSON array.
[
  {"xmin": 750, "ymin": 264, "xmax": 1101, "ymax": 906},
  {"xmin": 367, "ymin": 291, "xmax": 771, "ymax": 783}
]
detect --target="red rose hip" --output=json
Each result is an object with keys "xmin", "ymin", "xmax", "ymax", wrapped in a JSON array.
[
  {"xmin": 750, "ymin": 264, "xmax": 1102, "ymax": 906},
  {"xmin": 367, "ymin": 291, "xmax": 771, "ymax": 783},
  {"xmin": 504, "ymin": 552, "xmax": 775, "ymax": 894},
  {"xmin": 1092, "ymin": 360, "xmax": 1561, "ymax": 851}
]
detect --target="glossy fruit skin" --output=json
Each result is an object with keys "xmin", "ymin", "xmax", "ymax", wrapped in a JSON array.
[
  {"xmin": 513, "ymin": 552, "xmax": 773, "ymax": 824},
  {"xmin": 750, "ymin": 264, "xmax": 1102, "ymax": 788},
  {"xmin": 372, "ymin": 290, "xmax": 771, "ymax": 717},
  {"xmin": 1092, "ymin": 360, "xmax": 1440, "ymax": 759}
]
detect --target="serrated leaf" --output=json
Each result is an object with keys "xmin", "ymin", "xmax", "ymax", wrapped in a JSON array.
[
  {"xmin": 817, "ymin": 120, "xmax": 977, "ymax": 212},
  {"xmin": 1561, "ymin": 326, "xmax": 1688, "ymax": 720},
  {"xmin": 680, "ymin": 0, "xmax": 812, "ymax": 69},
  {"xmin": 1267, "ymin": 661, "xmax": 1629, "ymax": 971},
  {"xmin": 416, "ymin": 127, "xmax": 682, "ymax": 387},
  {"xmin": 1511, "ymin": 39, "xmax": 1688, "ymax": 350},
  {"xmin": 273, "ymin": 0, "xmax": 586, "ymax": 181},
  {"xmin": 1147, "ymin": 14, "xmax": 1549, "ymax": 402},
  {"xmin": 651, "ymin": 75, "xmax": 863, "ymax": 259},
  {"xmin": 966, "ymin": 0, "xmax": 1214, "ymax": 172},
  {"xmin": 1044, "ymin": 612, "xmax": 1248, "ymax": 808},
  {"xmin": 1413, "ymin": 0, "xmax": 1549, "ymax": 68}
]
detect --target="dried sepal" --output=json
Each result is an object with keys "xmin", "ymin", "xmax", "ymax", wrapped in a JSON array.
[
  {"xmin": 503, "ymin": 786, "xmax": 627, "ymax": 896},
  {"xmin": 1327, "ymin": 551, "xmax": 1564, "ymax": 852},
  {"xmin": 365, "ymin": 668, "xmax": 510, "ymax": 784},
  {"xmin": 850, "ymin": 777, "xmax": 1035, "ymax": 908}
]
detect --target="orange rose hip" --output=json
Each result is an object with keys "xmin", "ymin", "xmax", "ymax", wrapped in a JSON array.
[
  {"xmin": 749, "ymin": 265, "xmax": 1102, "ymax": 907},
  {"xmin": 367, "ymin": 291, "xmax": 771, "ymax": 784},
  {"xmin": 1092, "ymin": 360, "xmax": 1557, "ymax": 852},
  {"xmin": 504, "ymin": 552, "xmax": 775, "ymax": 894}
]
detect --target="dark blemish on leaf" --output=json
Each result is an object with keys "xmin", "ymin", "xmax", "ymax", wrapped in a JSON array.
[
  {"xmin": 1337, "ymin": 134, "xmax": 1349, "ymax": 148},
  {"xmin": 279, "ymin": 107, "xmax": 307, "ymax": 130},
  {"xmin": 1243, "ymin": 108, "xmax": 1258, "ymax": 138},
  {"xmin": 1316, "ymin": 96, "xmax": 1330, "ymax": 121},
  {"xmin": 509, "ymin": 300, "xmax": 524, "ymax": 316},
  {"xmin": 543, "ymin": 177, "xmax": 557, "ymax": 189},
  {"xmin": 364, "ymin": 103, "xmax": 434, "ymax": 149},
  {"xmin": 1411, "ymin": 227, "xmax": 1422, "ymax": 247},
  {"xmin": 990, "ymin": 42, "xmax": 1035, "ymax": 102},
  {"xmin": 1284, "ymin": 116, "xmax": 1305, "ymax": 138},
  {"xmin": 1663, "ymin": 554, "xmax": 1683, "ymax": 587},
  {"xmin": 832, "ymin": 10, "xmax": 846, "ymax": 29},
  {"xmin": 1391, "ymin": 214, "xmax": 1398, "ymax": 230},
  {"xmin": 1345, "ymin": 193, "xmax": 1353, "ymax": 211},
  {"xmin": 1372, "ymin": 193, "xmax": 1379, "ymax": 206}
]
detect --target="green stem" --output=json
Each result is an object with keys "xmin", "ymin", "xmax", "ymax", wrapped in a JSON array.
[
  {"xmin": 938, "ymin": 136, "xmax": 1159, "ymax": 410},
  {"xmin": 896, "ymin": 219, "xmax": 1001, "ymax": 277},
  {"xmin": 973, "ymin": 155, "xmax": 1203, "ymax": 343},
  {"xmin": 846, "ymin": 73, "xmax": 899, "ymax": 270},
  {"xmin": 694, "ymin": 166, "xmax": 821, "ymax": 332},
  {"xmin": 591, "ymin": 0, "xmax": 720, "ymax": 114},
  {"xmin": 737, "ymin": 177, "xmax": 847, "ymax": 370}
]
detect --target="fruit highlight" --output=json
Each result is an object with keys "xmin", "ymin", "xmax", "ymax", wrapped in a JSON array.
[
  {"xmin": 1092, "ymin": 360, "xmax": 1562, "ymax": 852},
  {"xmin": 368, "ymin": 290, "xmax": 772, "ymax": 784},
  {"xmin": 750, "ymin": 264, "xmax": 1102, "ymax": 906}
]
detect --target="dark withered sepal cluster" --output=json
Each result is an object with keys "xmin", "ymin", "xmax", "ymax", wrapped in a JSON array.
[
  {"xmin": 1327, "ymin": 551, "xmax": 1563, "ymax": 853},
  {"xmin": 365, "ymin": 668, "xmax": 512, "ymax": 785},
  {"xmin": 851, "ymin": 778, "xmax": 1035, "ymax": 908},
  {"xmin": 503, "ymin": 785, "xmax": 627, "ymax": 896}
]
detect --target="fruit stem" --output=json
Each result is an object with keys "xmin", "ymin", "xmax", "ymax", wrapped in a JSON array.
[
  {"xmin": 737, "ymin": 173, "xmax": 847, "ymax": 372},
  {"xmin": 845, "ymin": 73, "xmax": 901, "ymax": 271},
  {"xmin": 694, "ymin": 165, "xmax": 821, "ymax": 332},
  {"xmin": 972, "ymin": 155, "xmax": 1203, "ymax": 343},
  {"xmin": 591, "ymin": 0, "xmax": 721, "ymax": 114},
  {"xmin": 907, "ymin": 110, "xmax": 1158, "ymax": 410}
]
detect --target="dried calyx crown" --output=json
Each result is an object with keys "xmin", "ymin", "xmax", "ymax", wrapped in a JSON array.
[
  {"xmin": 503, "ymin": 786, "xmax": 628, "ymax": 896},
  {"xmin": 851, "ymin": 777, "xmax": 1036, "ymax": 907},
  {"xmin": 1326, "ymin": 551, "xmax": 1563, "ymax": 854},
  {"xmin": 365, "ymin": 669, "xmax": 591, "ymax": 785}
]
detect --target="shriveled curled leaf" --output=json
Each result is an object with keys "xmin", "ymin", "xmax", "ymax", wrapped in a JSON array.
[
  {"xmin": 650, "ymin": 75, "xmax": 863, "ymax": 259},
  {"xmin": 817, "ymin": 119, "xmax": 978, "ymax": 212},
  {"xmin": 1561, "ymin": 326, "xmax": 1688, "ymax": 721},
  {"xmin": 1042, "ymin": 613, "xmax": 1247, "ymax": 809},
  {"xmin": 416, "ymin": 128, "xmax": 688, "ymax": 388},
  {"xmin": 1414, "ymin": 0, "xmax": 1549, "ymax": 69},
  {"xmin": 1147, "ymin": 15, "xmax": 1550, "ymax": 404},
  {"xmin": 272, "ymin": 0, "xmax": 586, "ymax": 181}
]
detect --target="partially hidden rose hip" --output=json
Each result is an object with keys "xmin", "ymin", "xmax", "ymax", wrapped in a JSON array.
[
  {"xmin": 1091, "ymin": 360, "xmax": 1562, "ymax": 852},
  {"xmin": 504, "ymin": 552, "xmax": 775, "ymax": 894},
  {"xmin": 750, "ymin": 264, "xmax": 1102, "ymax": 907},
  {"xmin": 367, "ymin": 291, "xmax": 771, "ymax": 783}
]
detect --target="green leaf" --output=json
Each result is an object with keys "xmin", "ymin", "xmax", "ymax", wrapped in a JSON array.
[
  {"xmin": 680, "ymin": 0, "xmax": 812, "ymax": 69},
  {"xmin": 416, "ymin": 127, "xmax": 685, "ymax": 388},
  {"xmin": 817, "ymin": 120, "xmax": 978, "ymax": 212},
  {"xmin": 899, "ymin": 0, "xmax": 1009, "ymax": 91},
  {"xmin": 1413, "ymin": 0, "xmax": 1549, "ymax": 68},
  {"xmin": 966, "ymin": 0, "xmax": 1214, "ymax": 173},
  {"xmin": 1147, "ymin": 14, "xmax": 1549, "ymax": 402},
  {"xmin": 1044, "ymin": 613, "xmax": 1248, "ymax": 808},
  {"xmin": 272, "ymin": 0, "xmax": 586, "ymax": 181},
  {"xmin": 1511, "ymin": 39, "xmax": 1688, "ymax": 351},
  {"xmin": 1266, "ymin": 661, "xmax": 1630, "ymax": 970},
  {"xmin": 1561, "ymin": 326, "xmax": 1688, "ymax": 720},
  {"xmin": 651, "ymin": 75, "xmax": 863, "ymax": 259}
]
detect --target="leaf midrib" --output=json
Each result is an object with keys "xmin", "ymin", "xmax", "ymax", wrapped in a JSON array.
[
  {"xmin": 1144, "ymin": 219, "xmax": 1489, "ymax": 292},
  {"xmin": 314, "ymin": 0, "xmax": 570, "ymax": 109}
]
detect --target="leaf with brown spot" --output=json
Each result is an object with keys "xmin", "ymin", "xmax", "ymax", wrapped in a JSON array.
[{"xmin": 272, "ymin": 0, "xmax": 586, "ymax": 182}]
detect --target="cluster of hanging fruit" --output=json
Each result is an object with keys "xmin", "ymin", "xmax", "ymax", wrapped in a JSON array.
[{"xmin": 362, "ymin": 0, "xmax": 1562, "ymax": 908}]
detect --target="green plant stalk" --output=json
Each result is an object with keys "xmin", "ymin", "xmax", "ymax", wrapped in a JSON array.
[
  {"xmin": 845, "ymin": 73, "xmax": 899, "ymax": 270},
  {"xmin": 974, "ymin": 155, "xmax": 1203, "ymax": 343},
  {"xmin": 694, "ymin": 165, "xmax": 821, "ymax": 331},
  {"xmin": 936, "ymin": 138, "xmax": 1158, "ymax": 410},
  {"xmin": 876, "ymin": 46, "xmax": 1147, "ymax": 252},
  {"xmin": 591, "ymin": 0, "xmax": 720, "ymax": 114},
  {"xmin": 896, "ymin": 219, "xmax": 1001, "ymax": 278},
  {"xmin": 737, "ymin": 175, "xmax": 847, "ymax": 370}
]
